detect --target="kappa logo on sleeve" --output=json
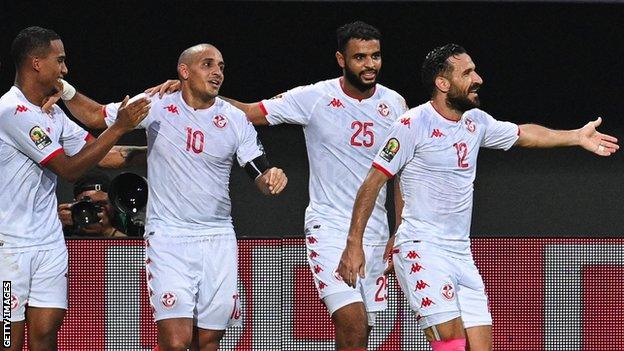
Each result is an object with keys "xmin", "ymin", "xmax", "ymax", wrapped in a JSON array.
[
  {"xmin": 380, "ymin": 138, "xmax": 400, "ymax": 162},
  {"xmin": 29, "ymin": 126, "xmax": 52, "ymax": 150}
]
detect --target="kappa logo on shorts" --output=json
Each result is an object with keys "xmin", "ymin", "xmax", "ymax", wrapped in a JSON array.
[
  {"xmin": 318, "ymin": 281, "xmax": 327, "ymax": 290},
  {"xmin": 313, "ymin": 265, "xmax": 323, "ymax": 274},
  {"xmin": 420, "ymin": 297, "xmax": 435, "ymax": 308},
  {"xmin": 29, "ymin": 126, "xmax": 52, "ymax": 150},
  {"xmin": 11, "ymin": 294, "xmax": 18, "ymax": 310},
  {"xmin": 230, "ymin": 294, "xmax": 241, "ymax": 320},
  {"xmin": 441, "ymin": 283, "xmax": 455, "ymax": 301},
  {"xmin": 377, "ymin": 102, "xmax": 390, "ymax": 117},
  {"xmin": 161, "ymin": 292, "xmax": 177, "ymax": 309},
  {"xmin": 415, "ymin": 280, "xmax": 430, "ymax": 291},
  {"xmin": 410, "ymin": 262, "xmax": 424, "ymax": 274},
  {"xmin": 380, "ymin": 138, "xmax": 400, "ymax": 162},
  {"xmin": 213, "ymin": 114, "xmax": 228, "ymax": 129}
]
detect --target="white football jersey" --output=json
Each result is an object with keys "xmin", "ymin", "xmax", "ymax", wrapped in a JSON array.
[
  {"xmin": 104, "ymin": 92, "xmax": 263, "ymax": 237},
  {"xmin": 373, "ymin": 102, "xmax": 519, "ymax": 256},
  {"xmin": 261, "ymin": 78, "xmax": 408, "ymax": 245},
  {"xmin": 0, "ymin": 86, "xmax": 89, "ymax": 252}
]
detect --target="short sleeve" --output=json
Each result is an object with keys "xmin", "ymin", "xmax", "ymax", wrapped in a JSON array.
[
  {"xmin": 60, "ymin": 111, "xmax": 90, "ymax": 156},
  {"xmin": 372, "ymin": 115, "xmax": 420, "ymax": 177},
  {"xmin": 235, "ymin": 113, "xmax": 264, "ymax": 167},
  {"xmin": 479, "ymin": 110, "xmax": 519, "ymax": 150},
  {"xmin": 103, "ymin": 93, "xmax": 150, "ymax": 129},
  {"xmin": 0, "ymin": 107, "xmax": 63, "ymax": 165},
  {"xmin": 260, "ymin": 85, "xmax": 322, "ymax": 126}
]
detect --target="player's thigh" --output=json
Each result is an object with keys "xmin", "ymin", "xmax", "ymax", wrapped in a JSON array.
[
  {"xmin": 26, "ymin": 307, "xmax": 65, "ymax": 342},
  {"xmin": 157, "ymin": 317, "xmax": 194, "ymax": 349},
  {"xmin": 196, "ymin": 234, "xmax": 241, "ymax": 330},
  {"xmin": 465, "ymin": 325, "xmax": 492, "ymax": 351},
  {"xmin": 0, "ymin": 251, "xmax": 33, "ymax": 323},
  {"xmin": 456, "ymin": 260, "xmax": 491, "ymax": 329},
  {"xmin": 393, "ymin": 241, "xmax": 461, "ymax": 328},
  {"xmin": 146, "ymin": 233, "xmax": 201, "ymax": 322},
  {"xmin": 2, "ymin": 320, "xmax": 25, "ymax": 351},
  {"xmin": 195, "ymin": 327, "xmax": 225, "ymax": 351},
  {"xmin": 29, "ymin": 247, "xmax": 68, "ymax": 312}
]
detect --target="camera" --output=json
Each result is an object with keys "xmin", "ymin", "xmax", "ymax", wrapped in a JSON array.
[{"xmin": 70, "ymin": 196, "xmax": 103, "ymax": 227}]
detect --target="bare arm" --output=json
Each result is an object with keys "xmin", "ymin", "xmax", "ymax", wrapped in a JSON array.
[
  {"xmin": 98, "ymin": 146, "xmax": 148, "ymax": 168},
  {"xmin": 516, "ymin": 117, "xmax": 618, "ymax": 155},
  {"xmin": 63, "ymin": 92, "xmax": 108, "ymax": 129},
  {"xmin": 337, "ymin": 168, "xmax": 391, "ymax": 287},
  {"xmin": 46, "ymin": 97, "xmax": 150, "ymax": 182}
]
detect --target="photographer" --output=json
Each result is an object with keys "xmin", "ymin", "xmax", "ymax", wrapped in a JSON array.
[{"xmin": 58, "ymin": 169, "xmax": 137, "ymax": 237}]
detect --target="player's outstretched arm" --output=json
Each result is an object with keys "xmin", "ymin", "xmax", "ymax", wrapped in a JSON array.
[
  {"xmin": 43, "ymin": 79, "xmax": 109, "ymax": 129},
  {"xmin": 144, "ymin": 79, "xmax": 271, "ymax": 126},
  {"xmin": 516, "ymin": 117, "xmax": 619, "ymax": 156},
  {"xmin": 46, "ymin": 97, "xmax": 150, "ymax": 182},
  {"xmin": 338, "ymin": 167, "xmax": 391, "ymax": 288},
  {"xmin": 254, "ymin": 167, "xmax": 288, "ymax": 195},
  {"xmin": 98, "ymin": 146, "xmax": 148, "ymax": 169}
]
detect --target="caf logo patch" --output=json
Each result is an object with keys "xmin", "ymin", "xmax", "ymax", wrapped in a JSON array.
[
  {"xmin": 29, "ymin": 126, "xmax": 52, "ymax": 150},
  {"xmin": 380, "ymin": 138, "xmax": 400, "ymax": 162}
]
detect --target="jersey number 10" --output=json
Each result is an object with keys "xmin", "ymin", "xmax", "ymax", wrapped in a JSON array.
[{"xmin": 186, "ymin": 127, "xmax": 205, "ymax": 154}]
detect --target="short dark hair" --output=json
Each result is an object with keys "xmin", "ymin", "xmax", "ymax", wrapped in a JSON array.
[
  {"xmin": 73, "ymin": 169, "xmax": 111, "ymax": 198},
  {"xmin": 11, "ymin": 26, "xmax": 61, "ymax": 69},
  {"xmin": 421, "ymin": 43, "xmax": 467, "ymax": 97},
  {"xmin": 336, "ymin": 21, "xmax": 381, "ymax": 53}
]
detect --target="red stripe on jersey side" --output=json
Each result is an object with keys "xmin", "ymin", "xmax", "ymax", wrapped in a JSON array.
[
  {"xmin": 84, "ymin": 133, "xmax": 95, "ymax": 141},
  {"xmin": 258, "ymin": 101, "xmax": 268, "ymax": 116},
  {"xmin": 40, "ymin": 147, "xmax": 64, "ymax": 166},
  {"xmin": 372, "ymin": 162, "xmax": 394, "ymax": 178},
  {"xmin": 101, "ymin": 105, "xmax": 107, "ymax": 118}
]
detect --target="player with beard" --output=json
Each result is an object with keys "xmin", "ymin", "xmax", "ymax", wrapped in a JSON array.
[
  {"xmin": 338, "ymin": 43, "xmax": 618, "ymax": 351},
  {"xmin": 142, "ymin": 21, "xmax": 408, "ymax": 350}
]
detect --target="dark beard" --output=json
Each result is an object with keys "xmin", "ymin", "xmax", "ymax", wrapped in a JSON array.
[
  {"xmin": 344, "ymin": 65, "xmax": 377, "ymax": 93},
  {"xmin": 446, "ymin": 85, "xmax": 480, "ymax": 112}
]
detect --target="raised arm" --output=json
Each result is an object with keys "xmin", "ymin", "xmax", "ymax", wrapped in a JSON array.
[
  {"xmin": 516, "ymin": 117, "xmax": 618, "ymax": 156},
  {"xmin": 144, "ymin": 79, "xmax": 270, "ymax": 125},
  {"xmin": 46, "ymin": 97, "xmax": 150, "ymax": 182},
  {"xmin": 43, "ymin": 79, "xmax": 108, "ymax": 129},
  {"xmin": 98, "ymin": 145, "xmax": 148, "ymax": 169},
  {"xmin": 337, "ymin": 167, "xmax": 391, "ymax": 287}
]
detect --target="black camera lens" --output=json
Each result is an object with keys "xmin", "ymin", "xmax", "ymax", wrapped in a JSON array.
[
  {"xmin": 71, "ymin": 197, "xmax": 102, "ymax": 227},
  {"xmin": 109, "ymin": 173, "xmax": 148, "ymax": 215}
]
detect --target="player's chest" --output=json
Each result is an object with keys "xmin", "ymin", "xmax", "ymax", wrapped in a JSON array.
[
  {"xmin": 416, "ymin": 119, "xmax": 483, "ymax": 170},
  {"xmin": 148, "ymin": 112, "xmax": 237, "ymax": 160},
  {"xmin": 311, "ymin": 99, "xmax": 396, "ymax": 150}
]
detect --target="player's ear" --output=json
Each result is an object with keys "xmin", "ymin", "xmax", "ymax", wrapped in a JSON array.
[
  {"xmin": 178, "ymin": 63, "xmax": 189, "ymax": 80},
  {"xmin": 435, "ymin": 75, "xmax": 450, "ymax": 94},
  {"xmin": 32, "ymin": 56, "xmax": 42, "ymax": 72},
  {"xmin": 335, "ymin": 51, "xmax": 345, "ymax": 69}
]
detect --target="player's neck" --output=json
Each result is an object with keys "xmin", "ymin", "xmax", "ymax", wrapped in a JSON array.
[
  {"xmin": 14, "ymin": 75, "xmax": 48, "ymax": 107},
  {"xmin": 430, "ymin": 95, "xmax": 462, "ymax": 122},
  {"xmin": 181, "ymin": 89, "xmax": 216, "ymax": 110},
  {"xmin": 339, "ymin": 77, "xmax": 375, "ymax": 101}
]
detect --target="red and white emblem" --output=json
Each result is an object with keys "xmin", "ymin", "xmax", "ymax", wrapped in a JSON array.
[
  {"xmin": 465, "ymin": 118, "xmax": 476, "ymax": 133},
  {"xmin": 213, "ymin": 114, "xmax": 228, "ymax": 128},
  {"xmin": 11, "ymin": 294, "xmax": 19, "ymax": 310},
  {"xmin": 161, "ymin": 292, "xmax": 177, "ymax": 309},
  {"xmin": 441, "ymin": 283, "xmax": 455, "ymax": 301},
  {"xmin": 377, "ymin": 102, "xmax": 390, "ymax": 117}
]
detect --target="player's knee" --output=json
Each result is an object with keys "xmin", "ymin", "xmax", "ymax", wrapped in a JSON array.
[
  {"xmin": 430, "ymin": 338, "xmax": 466, "ymax": 351},
  {"xmin": 158, "ymin": 338, "xmax": 192, "ymax": 351}
]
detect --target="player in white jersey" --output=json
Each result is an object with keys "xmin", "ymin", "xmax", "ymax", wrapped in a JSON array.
[
  {"xmin": 210, "ymin": 22, "xmax": 407, "ymax": 351},
  {"xmin": 0, "ymin": 26, "xmax": 149, "ymax": 351},
  {"xmin": 145, "ymin": 21, "xmax": 408, "ymax": 351},
  {"xmin": 53, "ymin": 44, "xmax": 288, "ymax": 351},
  {"xmin": 338, "ymin": 44, "xmax": 618, "ymax": 351}
]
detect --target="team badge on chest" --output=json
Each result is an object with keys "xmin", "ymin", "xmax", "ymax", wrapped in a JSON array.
[
  {"xmin": 213, "ymin": 114, "xmax": 228, "ymax": 129},
  {"xmin": 377, "ymin": 102, "xmax": 390, "ymax": 117},
  {"xmin": 465, "ymin": 118, "xmax": 476, "ymax": 133}
]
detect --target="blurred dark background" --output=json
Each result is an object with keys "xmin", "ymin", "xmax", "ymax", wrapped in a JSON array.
[{"xmin": 1, "ymin": 1, "xmax": 622, "ymax": 238}]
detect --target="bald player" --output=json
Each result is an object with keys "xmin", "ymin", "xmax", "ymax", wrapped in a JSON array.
[{"xmin": 53, "ymin": 44, "xmax": 288, "ymax": 351}]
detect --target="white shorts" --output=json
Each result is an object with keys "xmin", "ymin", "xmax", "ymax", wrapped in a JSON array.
[
  {"xmin": 393, "ymin": 241, "xmax": 491, "ymax": 329},
  {"xmin": 305, "ymin": 226, "xmax": 388, "ymax": 315},
  {"xmin": 0, "ymin": 246, "xmax": 68, "ymax": 322},
  {"xmin": 145, "ymin": 232, "xmax": 242, "ymax": 330}
]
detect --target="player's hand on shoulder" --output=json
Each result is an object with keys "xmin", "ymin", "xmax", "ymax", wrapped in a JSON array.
[
  {"xmin": 144, "ymin": 79, "xmax": 181, "ymax": 98},
  {"xmin": 261, "ymin": 167, "xmax": 288, "ymax": 195},
  {"xmin": 113, "ymin": 95, "xmax": 151, "ymax": 132}
]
